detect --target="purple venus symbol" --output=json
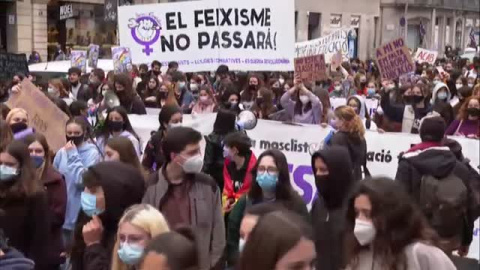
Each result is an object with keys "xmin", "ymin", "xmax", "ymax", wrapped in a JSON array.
[{"xmin": 130, "ymin": 16, "xmax": 161, "ymax": 56}]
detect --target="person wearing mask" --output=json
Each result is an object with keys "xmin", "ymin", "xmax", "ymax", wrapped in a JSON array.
[
  {"xmin": 281, "ymin": 77, "xmax": 322, "ymax": 124},
  {"xmin": 105, "ymin": 137, "xmax": 147, "ymax": 179},
  {"xmin": 237, "ymin": 211, "xmax": 316, "ymax": 270},
  {"xmin": 68, "ymin": 67, "xmax": 91, "ymax": 102},
  {"xmin": 142, "ymin": 127, "xmax": 225, "ymax": 270},
  {"xmin": 240, "ymin": 74, "xmax": 263, "ymax": 110},
  {"xmin": 344, "ymin": 178, "xmax": 456, "ymax": 270},
  {"xmin": 149, "ymin": 61, "xmax": 163, "ymax": 81},
  {"xmin": 328, "ymin": 106, "xmax": 368, "ymax": 180},
  {"xmin": 166, "ymin": 61, "xmax": 179, "ymax": 75},
  {"xmin": 88, "ymin": 68, "xmax": 105, "ymax": 104},
  {"xmin": 203, "ymin": 109, "xmax": 237, "ymax": 190},
  {"xmin": 354, "ymin": 72, "xmax": 368, "ymax": 95},
  {"xmin": 446, "ymin": 96, "xmax": 480, "ymax": 138},
  {"xmin": 0, "ymin": 141, "xmax": 50, "ymax": 268},
  {"xmin": 431, "ymin": 82, "xmax": 452, "ymax": 105},
  {"xmin": 170, "ymin": 71, "xmax": 194, "ymax": 112},
  {"xmin": 0, "ymin": 120, "xmax": 13, "ymax": 150},
  {"xmin": 48, "ymin": 78, "xmax": 70, "ymax": 99},
  {"xmin": 251, "ymin": 87, "xmax": 277, "ymax": 119},
  {"xmin": 220, "ymin": 88, "xmax": 242, "ymax": 115},
  {"xmin": 113, "ymin": 74, "xmax": 146, "ymax": 114},
  {"xmin": 191, "ymin": 85, "xmax": 217, "ymax": 115},
  {"xmin": 96, "ymin": 106, "xmax": 142, "ymax": 157},
  {"xmin": 142, "ymin": 105, "xmax": 183, "ymax": 173},
  {"xmin": 395, "ymin": 116, "xmax": 476, "ymax": 257},
  {"xmin": 138, "ymin": 228, "xmax": 198, "ymax": 270},
  {"xmin": 5, "ymin": 108, "xmax": 34, "ymax": 140},
  {"xmin": 222, "ymin": 132, "xmax": 257, "ymax": 214},
  {"xmin": 452, "ymin": 86, "xmax": 473, "ymax": 115},
  {"xmin": 53, "ymin": 116, "xmax": 102, "ymax": 249},
  {"xmin": 347, "ymin": 95, "xmax": 377, "ymax": 130},
  {"xmin": 311, "ymin": 146, "xmax": 355, "ymax": 270},
  {"xmin": 23, "ymin": 134, "xmax": 67, "ymax": 269},
  {"xmin": 365, "ymin": 80, "xmax": 378, "ymax": 98},
  {"xmin": 156, "ymin": 83, "xmax": 170, "ymax": 108},
  {"xmin": 141, "ymin": 76, "xmax": 161, "ymax": 108},
  {"xmin": 70, "ymin": 162, "xmax": 145, "ymax": 270},
  {"xmin": 227, "ymin": 149, "xmax": 309, "ymax": 267},
  {"xmin": 111, "ymin": 204, "xmax": 170, "ymax": 269}
]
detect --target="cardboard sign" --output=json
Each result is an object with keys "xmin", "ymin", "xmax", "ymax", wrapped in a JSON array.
[
  {"xmin": 375, "ymin": 37, "xmax": 415, "ymax": 80},
  {"xmin": 112, "ymin": 46, "xmax": 133, "ymax": 74},
  {"xmin": 414, "ymin": 48, "xmax": 438, "ymax": 65},
  {"xmin": 295, "ymin": 29, "xmax": 350, "ymax": 63},
  {"xmin": 294, "ymin": 54, "xmax": 326, "ymax": 82},
  {"xmin": 70, "ymin": 50, "xmax": 87, "ymax": 73},
  {"xmin": 118, "ymin": 0, "xmax": 295, "ymax": 72},
  {"xmin": 0, "ymin": 53, "xmax": 29, "ymax": 81},
  {"xmin": 6, "ymin": 80, "xmax": 69, "ymax": 152}
]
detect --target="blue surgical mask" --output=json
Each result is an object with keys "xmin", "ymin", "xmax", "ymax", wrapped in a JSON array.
[
  {"xmin": 117, "ymin": 242, "xmax": 144, "ymax": 265},
  {"xmin": 367, "ymin": 88, "xmax": 376, "ymax": 97},
  {"xmin": 31, "ymin": 156, "xmax": 44, "ymax": 168},
  {"xmin": 80, "ymin": 192, "xmax": 104, "ymax": 217},
  {"xmin": 0, "ymin": 165, "xmax": 18, "ymax": 181},
  {"xmin": 178, "ymin": 81, "xmax": 186, "ymax": 89},
  {"xmin": 437, "ymin": 91, "xmax": 448, "ymax": 100},
  {"xmin": 256, "ymin": 172, "xmax": 278, "ymax": 192},
  {"xmin": 239, "ymin": 238, "xmax": 246, "ymax": 252}
]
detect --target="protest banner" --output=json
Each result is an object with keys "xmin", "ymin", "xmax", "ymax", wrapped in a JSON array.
[
  {"xmin": 88, "ymin": 44, "xmax": 100, "ymax": 68},
  {"xmin": 414, "ymin": 48, "xmax": 438, "ymax": 65},
  {"xmin": 112, "ymin": 46, "xmax": 133, "ymax": 73},
  {"xmin": 70, "ymin": 50, "xmax": 87, "ymax": 73},
  {"xmin": 0, "ymin": 53, "xmax": 29, "ymax": 82},
  {"xmin": 294, "ymin": 54, "xmax": 326, "ymax": 82},
  {"xmin": 6, "ymin": 80, "xmax": 69, "ymax": 152},
  {"xmin": 375, "ymin": 37, "xmax": 415, "ymax": 80},
  {"xmin": 118, "ymin": 0, "xmax": 294, "ymax": 72},
  {"xmin": 295, "ymin": 29, "xmax": 350, "ymax": 63}
]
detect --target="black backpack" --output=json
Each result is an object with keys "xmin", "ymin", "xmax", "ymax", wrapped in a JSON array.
[{"xmin": 419, "ymin": 173, "xmax": 468, "ymax": 238}]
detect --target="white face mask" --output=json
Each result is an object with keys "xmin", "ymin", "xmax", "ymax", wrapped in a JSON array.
[
  {"xmin": 278, "ymin": 78, "xmax": 285, "ymax": 84},
  {"xmin": 169, "ymin": 122, "xmax": 182, "ymax": 129},
  {"xmin": 299, "ymin": 95, "xmax": 310, "ymax": 104},
  {"xmin": 199, "ymin": 96, "xmax": 209, "ymax": 102},
  {"xmin": 334, "ymin": 85, "xmax": 342, "ymax": 92},
  {"xmin": 468, "ymin": 83, "xmax": 474, "ymax": 88},
  {"xmin": 181, "ymin": 154, "xmax": 204, "ymax": 173},
  {"xmin": 354, "ymin": 219, "xmax": 376, "ymax": 246},
  {"xmin": 456, "ymin": 84, "xmax": 463, "ymax": 89},
  {"xmin": 48, "ymin": 87, "xmax": 60, "ymax": 98}
]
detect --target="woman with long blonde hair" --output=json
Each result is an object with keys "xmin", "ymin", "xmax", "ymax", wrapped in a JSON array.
[
  {"xmin": 111, "ymin": 204, "xmax": 170, "ymax": 270},
  {"xmin": 328, "ymin": 105, "xmax": 368, "ymax": 180}
]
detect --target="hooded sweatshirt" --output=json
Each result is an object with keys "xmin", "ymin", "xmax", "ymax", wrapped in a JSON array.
[
  {"xmin": 431, "ymin": 82, "xmax": 452, "ymax": 105},
  {"xmin": 0, "ymin": 248, "xmax": 35, "ymax": 270},
  {"xmin": 310, "ymin": 146, "xmax": 354, "ymax": 270},
  {"xmin": 53, "ymin": 142, "xmax": 102, "ymax": 231},
  {"xmin": 70, "ymin": 161, "xmax": 145, "ymax": 270}
]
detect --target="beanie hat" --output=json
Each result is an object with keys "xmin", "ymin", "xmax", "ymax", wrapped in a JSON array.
[{"xmin": 419, "ymin": 115, "xmax": 446, "ymax": 142}]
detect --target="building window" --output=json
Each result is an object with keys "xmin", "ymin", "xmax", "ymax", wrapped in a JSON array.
[
  {"xmin": 446, "ymin": 18, "xmax": 451, "ymax": 45},
  {"xmin": 351, "ymin": 15, "xmax": 360, "ymax": 29},
  {"xmin": 330, "ymin": 14, "xmax": 342, "ymax": 28},
  {"xmin": 308, "ymin": 12, "xmax": 321, "ymax": 40},
  {"xmin": 455, "ymin": 19, "xmax": 463, "ymax": 48}
]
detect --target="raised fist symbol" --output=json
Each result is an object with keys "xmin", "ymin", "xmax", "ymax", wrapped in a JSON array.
[{"xmin": 137, "ymin": 19, "xmax": 155, "ymax": 42}]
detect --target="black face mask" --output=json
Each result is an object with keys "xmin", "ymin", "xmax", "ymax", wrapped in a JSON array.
[
  {"xmin": 158, "ymin": 92, "xmax": 167, "ymax": 99},
  {"xmin": 256, "ymin": 97, "xmax": 264, "ymax": 105},
  {"xmin": 152, "ymin": 70, "xmax": 161, "ymax": 76},
  {"xmin": 109, "ymin": 120, "xmax": 124, "ymax": 132},
  {"xmin": 404, "ymin": 95, "xmax": 423, "ymax": 105},
  {"xmin": 71, "ymin": 81, "xmax": 79, "ymax": 87},
  {"xmin": 10, "ymin": 122, "xmax": 28, "ymax": 134},
  {"xmin": 315, "ymin": 175, "xmax": 329, "ymax": 197},
  {"xmin": 249, "ymin": 84, "xmax": 258, "ymax": 91},
  {"xmin": 66, "ymin": 135, "xmax": 84, "ymax": 146},
  {"xmin": 467, "ymin": 108, "xmax": 480, "ymax": 117},
  {"xmin": 412, "ymin": 95, "xmax": 424, "ymax": 104}
]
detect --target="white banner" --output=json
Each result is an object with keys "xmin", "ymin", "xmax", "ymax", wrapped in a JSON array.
[
  {"xmin": 118, "ymin": 0, "xmax": 295, "ymax": 72},
  {"xmin": 295, "ymin": 29, "xmax": 350, "ymax": 63},
  {"xmin": 129, "ymin": 113, "xmax": 480, "ymax": 260},
  {"xmin": 414, "ymin": 48, "xmax": 438, "ymax": 65}
]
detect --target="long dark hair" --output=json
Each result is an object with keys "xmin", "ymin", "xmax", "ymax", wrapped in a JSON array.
[
  {"xmin": 106, "ymin": 137, "xmax": 143, "ymax": 173},
  {"xmin": 0, "ymin": 120, "xmax": 13, "ymax": 150},
  {"xmin": 97, "ymin": 106, "xmax": 140, "ymax": 141},
  {"xmin": 293, "ymin": 89, "xmax": 313, "ymax": 115},
  {"xmin": 345, "ymin": 177, "xmax": 438, "ymax": 270},
  {"xmin": 238, "ymin": 211, "xmax": 314, "ymax": 270},
  {"xmin": 213, "ymin": 109, "xmax": 236, "ymax": 135},
  {"xmin": 241, "ymin": 73, "xmax": 263, "ymax": 102},
  {"xmin": 0, "ymin": 140, "xmax": 41, "ymax": 198},
  {"xmin": 248, "ymin": 149, "xmax": 297, "ymax": 203},
  {"xmin": 114, "ymin": 73, "xmax": 135, "ymax": 107}
]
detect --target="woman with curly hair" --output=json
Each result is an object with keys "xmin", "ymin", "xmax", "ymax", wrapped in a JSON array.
[
  {"xmin": 344, "ymin": 177, "xmax": 455, "ymax": 270},
  {"xmin": 328, "ymin": 105, "xmax": 367, "ymax": 180}
]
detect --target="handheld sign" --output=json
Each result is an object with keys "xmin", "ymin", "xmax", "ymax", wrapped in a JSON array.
[
  {"xmin": 414, "ymin": 48, "xmax": 438, "ymax": 65},
  {"xmin": 88, "ymin": 44, "xmax": 100, "ymax": 68},
  {"xmin": 375, "ymin": 37, "xmax": 415, "ymax": 80},
  {"xmin": 0, "ymin": 53, "xmax": 29, "ymax": 82},
  {"xmin": 112, "ymin": 46, "xmax": 133, "ymax": 74},
  {"xmin": 71, "ymin": 50, "xmax": 87, "ymax": 73},
  {"xmin": 6, "ymin": 80, "xmax": 69, "ymax": 152},
  {"xmin": 295, "ymin": 29, "xmax": 350, "ymax": 63},
  {"xmin": 294, "ymin": 54, "xmax": 327, "ymax": 82}
]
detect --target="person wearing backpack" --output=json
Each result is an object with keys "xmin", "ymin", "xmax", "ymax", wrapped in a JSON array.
[{"xmin": 395, "ymin": 115, "xmax": 476, "ymax": 257}]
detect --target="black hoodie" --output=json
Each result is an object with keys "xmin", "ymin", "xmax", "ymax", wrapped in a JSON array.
[
  {"xmin": 395, "ymin": 146, "xmax": 476, "ymax": 247},
  {"xmin": 310, "ymin": 146, "xmax": 354, "ymax": 270},
  {"xmin": 70, "ymin": 162, "xmax": 146, "ymax": 270}
]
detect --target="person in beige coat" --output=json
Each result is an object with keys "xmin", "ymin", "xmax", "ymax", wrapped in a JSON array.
[{"xmin": 344, "ymin": 178, "xmax": 456, "ymax": 270}]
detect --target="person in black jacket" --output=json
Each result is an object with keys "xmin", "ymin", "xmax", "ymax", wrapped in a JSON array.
[
  {"xmin": 70, "ymin": 162, "xmax": 145, "ymax": 270},
  {"xmin": 202, "ymin": 109, "xmax": 237, "ymax": 191},
  {"xmin": 311, "ymin": 146, "xmax": 354, "ymax": 270},
  {"xmin": 395, "ymin": 116, "xmax": 476, "ymax": 257},
  {"xmin": 327, "ymin": 105, "xmax": 367, "ymax": 180},
  {"xmin": 68, "ymin": 67, "xmax": 92, "ymax": 102},
  {"xmin": 0, "ymin": 141, "xmax": 50, "ymax": 269},
  {"xmin": 113, "ymin": 73, "xmax": 146, "ymax": 115}
]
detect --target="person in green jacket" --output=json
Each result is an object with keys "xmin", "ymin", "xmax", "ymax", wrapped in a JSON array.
[{"xmin": 226, "ymin": 149, "xmax": 309, "ymax": 267}]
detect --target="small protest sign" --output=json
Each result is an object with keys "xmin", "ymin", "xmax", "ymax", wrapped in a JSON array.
[
  {"xmin": 414, "ymin": 48, "xmax": 438, "ymax": 65},
  {"xmin": 6, "ymin": 80, "xmax": 69, "ymax": 152},
  {"xmin": 330, "ymin": 50, "xmax": 342, "ymax": 71},
  {"xmin": 88, "ymin": 44, "xmax": 100, "ymax": 68},
  {"xmin": 70, "ymin": 50, "xmax": 87, "ymax": 73},
  {"xmin": 112, "ymin": 46, "xmax": 133, "ymax": 74},
  {"xmin": 294, "ymin": 54, "xmax": 326, "ymax": 82},
  {"xmin": 375, "ymin": 37, "xmax": 415, "ymax": 80},
  {"xmin": 0, "ymin": 53, "xmax": 29, "ymax": 82}
]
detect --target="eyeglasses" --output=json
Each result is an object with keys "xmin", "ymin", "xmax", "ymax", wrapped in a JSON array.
[{"xmin": 257, "ymin": 166, "xmax": 278, "ymax": 175}]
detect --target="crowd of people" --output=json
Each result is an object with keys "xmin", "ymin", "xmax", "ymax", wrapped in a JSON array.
[{"xmin": 0, "ymin": 54, "xmax": 479, "ymax": 270}]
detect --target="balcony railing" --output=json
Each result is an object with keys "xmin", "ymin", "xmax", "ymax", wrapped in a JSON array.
[{"xmin": 392, "ymin": 0, "xmax": 479, "ymax": 11}]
